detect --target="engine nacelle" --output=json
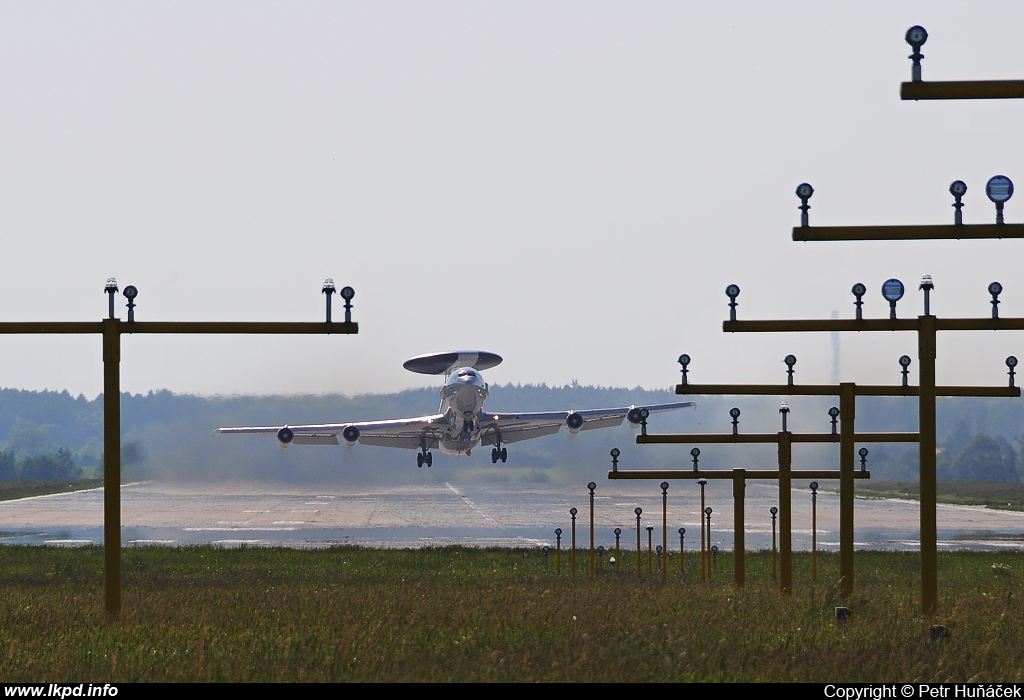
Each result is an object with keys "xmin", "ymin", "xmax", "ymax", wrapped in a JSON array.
[
  {"xmin": 342, "ymin": 425, "xmax": 361, "ymax": 447},
  {"xmin": 277, "ymin": 426, "xmax": 295, "ymax": 448},
  {"xmin": 566, "ymin": 412, "xmax": 584, "ymax": 435},
  {"xmin": 626, "ymin": 407, "xmax": 643, "ymax": 429}
]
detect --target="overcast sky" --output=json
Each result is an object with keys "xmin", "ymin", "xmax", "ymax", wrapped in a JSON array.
[{"xmin": 0, "ymin": 3, "xmax": 1021, "ymax": 399}]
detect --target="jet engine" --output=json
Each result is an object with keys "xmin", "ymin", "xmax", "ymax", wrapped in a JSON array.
[
  {"xmin": 342, "ymin": 425, "xmax": 361, "ymax": 447},
  {"xmin": 626, "ymin": 407, "xmax": 643, "ymax": 429},
  {"xmin": 566, "ymin": 412, "xmax": 584, "ymax": 435},
  {"xmin": 277, "ymin": 427, "xmax": 295, "ymax": 448}
]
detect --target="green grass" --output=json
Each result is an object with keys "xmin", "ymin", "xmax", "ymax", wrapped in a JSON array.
[
  {"xmin": 854, "ymin": 480, "xmax": 1024, "ymax": 512},
  {"xmin": 1, "ymin": 546, "xmax": 1023, "ymax": 682},
  {"xmin": 0, "ymin": 479, "xmax": 103, "ymax": 502}
]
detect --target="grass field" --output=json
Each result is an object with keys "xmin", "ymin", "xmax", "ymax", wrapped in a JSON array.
[
  {"xmin": 853, "ymin": 481, "xmax": 1024, "ymax": 512},
  {"xmin": 0, "ymin": 480, "xmax": 103, "ymax": 502},
  {"xmin": 1, "ymin": 546, "xmax": 1022, "ymax": 682}
]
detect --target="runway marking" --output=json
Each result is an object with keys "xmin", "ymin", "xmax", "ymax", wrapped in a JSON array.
[{"xmin": 445, "ymin": 482, "xmax": 496, "ymax": 525}]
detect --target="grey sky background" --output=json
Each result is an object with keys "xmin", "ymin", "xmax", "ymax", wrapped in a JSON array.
[{"xmin": 0, "ymin": 3, "xmax": 1021, "ymax": 399}]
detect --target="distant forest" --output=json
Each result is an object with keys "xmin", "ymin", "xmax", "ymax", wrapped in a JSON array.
[{"xmin": 0, "ymin": 384, "xmax": 1022, "ymax": 484}]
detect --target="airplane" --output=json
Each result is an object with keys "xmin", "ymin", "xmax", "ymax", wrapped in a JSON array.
[{"xmin": 214, "ymin": 351, "xmax": 696, "ymax": 468}]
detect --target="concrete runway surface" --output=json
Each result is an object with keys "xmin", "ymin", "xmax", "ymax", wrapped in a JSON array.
[{"xmin": 1, "ymin": 480, "xmax": 1023, "ymax": 550}]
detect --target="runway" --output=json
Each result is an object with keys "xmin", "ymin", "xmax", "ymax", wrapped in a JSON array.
[{"xmin": 1, "ymin": 480, "xmax": 1023, "ymax": 550}]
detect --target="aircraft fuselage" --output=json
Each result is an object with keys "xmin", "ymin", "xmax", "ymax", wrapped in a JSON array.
[{"xmin": 437, "ymin": 366, "xmax": 489, "ymax": 455}]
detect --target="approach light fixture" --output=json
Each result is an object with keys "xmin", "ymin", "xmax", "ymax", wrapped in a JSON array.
[
  {"xmin": 661, "ymin": 481, "xmax": 670, "ymax": 495},
  {"xmin": 899, "ymin": 355, "xmax": 912, "ymax": 387},
  {"xmin": 122, "ymin": 285, "xmax": 138, "ymax": 323},
  {"xmin": 690, "ymin": 447, "xmax": 700, "ymax": 471},
  {"xmin": 810, "ymin": 481, "xmax": 819, "ymax": 496},
  {"xmin": 920, "ymin": 275, "xmax": 934, "ymax": 316},
  {"xmin": 1007, "ymin": 356, "xmax": 1018, "ymax": 388},
  {"xmin": 859, "ymin": 447, "xmax": 869, "ymax": 472},
  {"xmin": 678, "ymin": 354, "xmax": 691, "ymax": 385},
  {"xmin": 104, "ymin": 277, "xmax": 119, "ymax": 319},
  {"xmin": 828, "ymin": 406, "xmax": 840, "ymax": 434},
  {"xmin": 339, "ymin": 285, "xmax": 356, "ymax": 323},
  {"xmin": 851, "ymin": 283, "xmax": 867, "ymax": 320},
  {"xmin": 725, "ymin": 284, "xmax": 741, "ymax": 321},
  {"xmin": 950, "ymin": 181, "xmax": 967, "ymax": 225},
  {"xmin": 905, "ymin": 26, "xmax": 928, "ymax": 82},
  {"xmin": 322, "ymin": 278, "xmax": 336, "ymax": 322},
  {"xmin": 588, "ymin": 481, "xmax": 597, "ymax": 496},
  {"xmin": 610, "ymin": 447, "xmax": 620, "ymax": 471},
  {"xmin": 881, "ymin": 279, "xmax": 905, "ymax": 320},
  {"xmin": 986, "ymin": 176, "xmax": 1014, "ymax": 225},
  {"xmin": 989, "ymin": 282, "xmax": 1003, "ymax": 319},
  {"xmin": 796, "ymin": 183, "xmax": 814, "ymax": 227},
  {"xmin": 784, "ymin": 354, "xmax": 797, "ymax": 385},
  {"xmin": 729, "ymin": 407, "xmax": 741, "ymax": 435}
]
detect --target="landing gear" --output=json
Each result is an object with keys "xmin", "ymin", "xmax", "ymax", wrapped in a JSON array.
[
  {"xmin": 417, "ymin": 450, "xmax": 433, "ymax": 468},
  {"xmin": 490, "ymin": 446, "xmax": 508, "ymax": 464}
]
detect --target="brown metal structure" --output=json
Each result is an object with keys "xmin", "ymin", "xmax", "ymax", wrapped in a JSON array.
[
  {"xmin": 793, "ymin": 223, "xmax": 1024, "ymax": 242},
  {"xmin": 722, "ymin": 316, "xmax": 1021, "ymax": 613},
  {"xmin": 0, "ymin": 306, "xmax": 357, "ymax": 618},
  {"xmin": 901, "ymin": 80, "xmax": 1024, "ymax": 100}
]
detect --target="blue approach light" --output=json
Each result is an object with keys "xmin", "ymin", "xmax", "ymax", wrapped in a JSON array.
[
  {"xmin": 986, "ymin": 176, "xmax": 1014, "ymax": 225},
  {"xmin": 881, "ymin": 279, "xmax": 905, "ymax": 320}
]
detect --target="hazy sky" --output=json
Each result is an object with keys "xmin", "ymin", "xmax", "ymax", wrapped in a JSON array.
[{"xmin": 0, "ymin": 3, "xmax": 1021, "ymax": 399}]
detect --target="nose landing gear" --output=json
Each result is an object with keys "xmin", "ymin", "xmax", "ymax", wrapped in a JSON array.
[
  {"xmin": 490, "ymin": 445, "xmax": 508, "ymax": 464},
  {"xmin": 417, "ymin": 449, "xmax": 433, "ymax": 468}
]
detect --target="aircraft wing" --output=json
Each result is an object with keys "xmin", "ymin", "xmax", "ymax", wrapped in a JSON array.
[
  {"xmin": 214, "ymin": 414, "xmax": 449, "ymax": 450},
  {"xmin": 477, "ymin": 401, "xmax": 696, "ymax": 446}
]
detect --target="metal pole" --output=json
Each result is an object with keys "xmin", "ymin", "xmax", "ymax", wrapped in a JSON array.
[
  {"xmin": 102, "ymin": 319, "xmax": 121, "ymax": 619},
  {"xmin": 661, "ymin": 482, "xmax": 669, "ymax": 582},
  {"xmin": 635, "ymin": 509, "xmax": 642, "ymax": 579},
  {"xmin": 733, "ymin": 469, "xmax": 745, "ymax": 588},
  {"xmin": 589, "ymin": 483, "xmax": 596, "ymax": 581},
  {"xmin": 811, "ymin": 485, "xmax": 818, "ymax": 583},
  {"xmin": 699, "ymin": 480, "xmax": 707, "ymax": 581},
  {"xmin": 646, "ymin": 526, "xmax": 653, "ymax": 574},
  {"xmin": 839, "ymin": 382, "xmax": 855, "ymax": 596},
  {"xmin": 779, "ymin": 431, "xmax": 793, "ymax": 595},
  {"xmin": 919, "ymin": 315, "xmax": 938, "ymax": 615},
  {"xmin": 570, "ymin": 509, "xmax": 577, "ymax": 578}
]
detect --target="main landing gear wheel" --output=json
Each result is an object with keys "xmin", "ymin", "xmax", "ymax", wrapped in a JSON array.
[
  {"xmin": 417, "ymin": 451, "xmax": 433, "ymax": 468},
  {"xmin": 490, "ymin": 447, "xmax": 508, "ymax": 464}
]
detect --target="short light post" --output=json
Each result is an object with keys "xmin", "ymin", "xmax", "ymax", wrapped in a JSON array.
[
  {"xmin": 614, "ymin": 527, "xmax": 622, "ymax": 572},
  {"xmin": 810, "ymin": 481, "xmax": 819, "ymax": 583},
  {"xmin": 698, "ymin": 478, "xmax": 708, "ymax": 580},
  {"xmin": 704, "ymin": 507, "xmax": 713, "ymax": 579},
  {"xmin": 570, "ymin": 507, "xmax": 578, "ymax": 577},
  {"xmin": 634, "ymin": 508, "xmax": 643, "ymax": 579},
  {"xmin": 660, "ymin": 481, "xmax": 669, "ymax": 581},
  {"xmin": 588, "ymin": 482, "xmax": 597, "ymax": 580},
  {"xmin": 770, "ymin": 506, "xmax": 778, "ymax": 582},
  {"xmin": 678, "ymin": 527, "xmax": 686, "ymax": 574},
  {"xmin": 646, "ymin": 526, "xmax": 654, "ymax": 575}
]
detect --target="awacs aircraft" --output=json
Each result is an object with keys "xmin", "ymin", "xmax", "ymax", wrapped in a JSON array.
[{"xmin": 215, "ymin": 351, "xmax": 696, "ymax": 468}]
